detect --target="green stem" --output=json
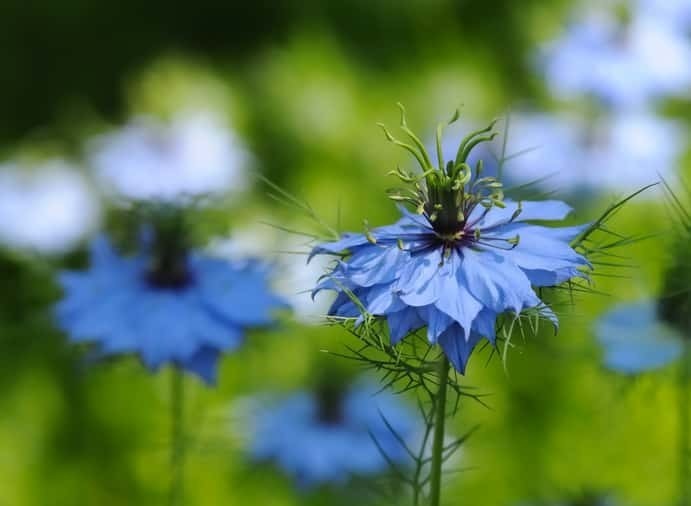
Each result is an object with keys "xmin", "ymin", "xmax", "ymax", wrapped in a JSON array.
[
  {"xmin": 429, "ymin": 356, "xmax": 450, "ymax": 506},
  {"xmin": 169, "ymin": 366, "xmax": 185, "ymax": 506},
  {"xmin": 681, "ymin": 340, "xmax": 690, "ymax": 506}
]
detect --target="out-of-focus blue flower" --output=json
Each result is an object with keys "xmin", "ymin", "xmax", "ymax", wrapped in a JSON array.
[
  {"xmin": 501, "ymin": 111, "xmax": 685, "ymax": 196},
  {"xmin": 637, "ymin": 0, "xmax": 691, "ymax": 32},
  {"xmin": 245, "ymin": 381, "xmax": 416, "ymax": 486},
  {"xmin": 595, "ymin": 300, "xmax": 683, "ymax": 375},
  {"xmin": 88, "ymin": 109, "xmax": 248, "ymax": 204},
  {"xmin": 0, "ymin": 161, "xmax": 100, "ymax": 254},
  {"xmin": 55, "ymin": 237, "xmax": 286, "ymax": 383},
  {"xmin": 540, "ymin": 4, "xmax": 691, "ymax": 107},
  {"xmin": 312, "ymin": 204, "xmax": 588, "ymax": 373}
]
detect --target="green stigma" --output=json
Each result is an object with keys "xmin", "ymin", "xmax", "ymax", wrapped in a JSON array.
[{"xmin": 379, "ymin": 104, "xmax": 504, "ymax": 236}]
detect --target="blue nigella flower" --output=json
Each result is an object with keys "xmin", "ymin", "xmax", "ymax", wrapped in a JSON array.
[
  {"xmin": 245, "ymin": 380, "xmax": 416, "ymax": 487},
  {"xmin": 310, "ymin": 110, "xmax": 590, "ymax": 373},
  {"xmin": 56, "ymin": 236, "xmax": 286, "ymax": 383},
  {"xmin": 595, "ymin": 301, "xmax": 684, "ymax": 375}
]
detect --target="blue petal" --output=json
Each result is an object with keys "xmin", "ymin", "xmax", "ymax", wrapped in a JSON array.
[
  {"xmin": 595, "ymin": 301, "xmax": 683, "ymax": 374},
  {"xmin": 386, "ymin": 307, "xmax": 425, "ymax": 344},
  {"xmin": 309, "ymin": 233, "xmax": 371, "ymax": 260},
  {"xmin": 431, "ymin": 252, "xmax": 483, "ymax": 339},
  {"xmin": 134, "ymin": 293, "xmax": 202, "ymax": 367},
  {"xmin": 459, "ymin": 248, "xmax": 536, "ymax": 315},
  {"xmin": 328, "ymin": 291, "xmax": 361, "ymax": 318},
  {"xmin": 468, "ymin": 200, "xmax": 573, "ymax": 229},
  {"xmin": 344, "ymin": 244, "xmax": 409, "ymax": 287},
  {"xmin": 498, "ymin": 222, "xmax": 589, "ymax": 243},
  {"xmin": 197, "ymin": 258, "xmax": 287, "ymax": 327},
  {"xmin": 181, "ymin": 347, "xmax": 221, "ymax": 384},
  {"xmin": 418, "ymin": 306, "xmax": 454, "ymax": 344},
  {"xmin": 309, "ymin": 211, "xmax": 432, "ymax": 261},
  {"xmin": 437, "ymin": 325, "xmax": 484, "ymax": 373},
  {"xmin": 395, "ymin": 248, "xmax": 444, "ymax": 306},
  {"xmin": 471, "ymin": 309, "xmax": 497, "ymax": 344},
  {"xmin": 363, "ymin": 283, "xmax": 405, "ymax": 315},
  {"xmin": 492, "ymin": 223, "xmax": 590, "ymax": 274},
  {"xmin": 522, "ymin": 266, "xmax": 587, "ymax": 286}
]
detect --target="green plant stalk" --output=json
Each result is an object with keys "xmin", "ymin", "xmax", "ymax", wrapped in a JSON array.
[
  {"xmin": 681, "ymin": 338, "xmax": 690, "ymax": 506},
  {"xmin": 170, "ymin": 366, "xmax": 185, "ymax": 506},
  {"xmin": 429, "ymin": 356, "xmax": 450, "ymax": 506}
]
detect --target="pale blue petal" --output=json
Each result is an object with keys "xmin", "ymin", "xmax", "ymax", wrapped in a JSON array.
[
  {"xmin": 182, "ymin": 347, "xmax": 221, "ymax": 384},
  {"xmin": 493, "ymin": 224, "xmax": 590, "ymax": 273},
  {"xmin": 418, "ymin": 306, "xmax": 455, "ymax": 344},
  {"xmin": 363, "ymin": 283, "xmax": 405, "ymax": 315},
  {"xmin": 345, "ymin": 245, "xmax": 409, "ymax": 287},
  {"xmin": 468, "ymin": 200, "xmax": 573, "ymax": 229},
  {"xmin": 309, "ymin": 233, "xmax": 371, "ymax": 260},
  {"xmin": 396, "ymin": 249, "xmax": 444, "ymax": 306},
  {"xmin": 386, "ymin": 307, "xmax": 425, "ymax": 344},
  {"xmin": 522, "ymin": 266, "xmax": 587, "ymax": 286},
  {"xmin": 431, "ymin": 252, "xmax": 483, "ymax": 339},
  {"xmin": 198, "ymin": 258, "xmax": 287, "ymax": 326},
  {"xmin": 459, "ymin": 248, "xmax": 536, "ymax": 314},
  {"xmin": 437, "ymin": 325, "xmax": 484, "ymax": 373},
  {"xmin": 595, "ymin": 301, "xmax": 683, "ymax": 374},
  {"xmin": 471, "ymin": 309, "xmax": 497, "ymax": 344}
]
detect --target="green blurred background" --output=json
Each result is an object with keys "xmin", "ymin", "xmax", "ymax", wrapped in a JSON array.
[{"xmin": 0, "ymin": 0, "xmax": 689, "ymax": 504}]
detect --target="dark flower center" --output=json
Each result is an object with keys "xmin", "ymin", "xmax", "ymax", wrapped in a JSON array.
[
  {"xmin": 145, "ymin": 215, "xmax": 194, "ymax": 289},
  {"xmin": 315, "ymin": 383, "xmax": 346, "ymax": 425},
  {"xmin": 147, "ymin": 249, "xmax": 192, "ymax": 289}
]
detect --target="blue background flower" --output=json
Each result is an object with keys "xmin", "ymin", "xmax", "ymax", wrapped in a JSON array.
[
  {"xmin": 245, "ymin": 380, "xmax": 416, "ymax": 487},
  {"xmin": 56, "ymin": 237, "xmax": 286, "ymax": 383},
  {"xmin": 595, "ymin": 300, "xmax": 683, "ymax": 375}
]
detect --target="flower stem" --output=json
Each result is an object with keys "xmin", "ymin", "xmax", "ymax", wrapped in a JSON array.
[
  {"xmin": 429, "ymin": 356, "xmax": 450, "ymax": 506},
  {"xmin": 169, "ymin": 366, "xmax": 185, "ymax": 506},
  {"xmin": 680, "ymin": 339, "xmax": 690, "ymax": 506}
]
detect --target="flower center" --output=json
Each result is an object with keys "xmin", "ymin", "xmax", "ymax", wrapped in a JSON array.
[
  {"xmin": 147, "ymin": 249, "xmax": 192, "ymax": 289},
  {"xmin": 315, "ymin": 383, "xmax": 346, "ymax": 425},
  {"xmin": 145, "ymin": 212, "xmax": 194, "ymax": 289}
]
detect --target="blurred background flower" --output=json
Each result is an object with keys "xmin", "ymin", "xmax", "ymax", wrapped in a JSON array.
[
  {"xmin": 497, "ymin": 111, "xmax": 685, "ymax": 196},
  {"xmin": 595, "ymin": 300, "xmax": 683, "ymax": 374},
  {"xmin": 240, "ymin": 377, "xmax": 417, "ymax": 489},
  {"xmin": 540, "ymin": 1, "xmax": 691, "ymax": 108},
  {"xmin": 0, "ymin": 161, "xmax": 99, "ymax": 255},
  {"xmin": 88, "ymin": 110, "xmax": 249, "ymax": 204},
  {"xmin": 55, "ymin": 235, "xmax": 286, "ymax": 383}
]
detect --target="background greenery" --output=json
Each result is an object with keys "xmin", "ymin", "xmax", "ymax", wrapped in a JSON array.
[{"xmin": 0, "ymin": 0, "xmax": 688, "ymax": 504}]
